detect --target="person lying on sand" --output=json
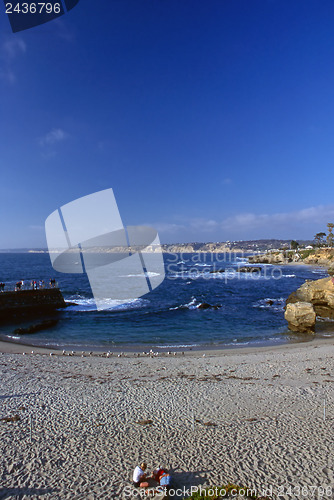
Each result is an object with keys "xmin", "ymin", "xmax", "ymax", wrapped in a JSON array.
[{"xmin": 133, "ymin": 462, "xmax": 148, "ymax": 487}]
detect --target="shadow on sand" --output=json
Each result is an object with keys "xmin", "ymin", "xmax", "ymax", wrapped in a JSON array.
[{"xmin": 0, "ymin": 487, "xmax": 56, "ymax": 499}]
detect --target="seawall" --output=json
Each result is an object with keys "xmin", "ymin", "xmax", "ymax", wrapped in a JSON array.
[{"xmin": 0, "ymin": 288, "xmax": 66, "ymax": 317}]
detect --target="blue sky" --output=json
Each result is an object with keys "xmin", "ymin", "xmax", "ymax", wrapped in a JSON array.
[{"xmin": 1, "ymin": 0, "xmax": 334, "ymax": 247}]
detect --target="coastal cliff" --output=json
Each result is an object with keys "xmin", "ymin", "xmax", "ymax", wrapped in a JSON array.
[
  {"xmin": 302, "ymin": 248, "xmax": 334, "ymax": 267},
  {"xmin": 249, "ymin": 248, "xmax": 334, "ymax": 269}
]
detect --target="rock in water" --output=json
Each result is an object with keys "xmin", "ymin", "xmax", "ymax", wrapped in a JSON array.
[
  {"xmin": 284, "ymin": 302, "xmax": 316, "ymax": 333},
  {"xmin": 13, "ymin": 319, "xmax": 58, "ymax": 335},
  {"xmin": 197, "ymin": 302, "xmax": 221, "ymax": 310},
  {"xmin": 237, "ymin": 266, "xmax": 262, "ymax": 273}
]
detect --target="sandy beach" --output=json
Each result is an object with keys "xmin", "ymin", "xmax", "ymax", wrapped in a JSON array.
[{"xmin": 1, "ymin": 339, "xmax": 334, "ymax": 499}]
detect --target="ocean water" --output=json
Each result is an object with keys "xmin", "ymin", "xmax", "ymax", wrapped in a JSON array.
[{"xmin": 0, "ymin": 252, "xmax": 331, "ymax": 351}]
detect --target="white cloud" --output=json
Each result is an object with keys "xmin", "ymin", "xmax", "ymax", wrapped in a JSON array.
[
  {"xmin": 0, "ymin": 37, "xmax": 26, "ymax": 83},
  {"xmin": 1, "ymin": 38, "xmax": 26, "ymax": 60},
  {"xmin": 148, "ymin": 222, "xmax": 186, "ymax": 234},
  {"xmin": 52, "ymin": 19, "xmax": 75, "ymax": 42},
  {"xmin": 220, "ymin": 205, "xmax": 334, "ymax": 233},
  {"xmin": 0, "ymin": 68, "xmax": 16, "ymax": 84},
  {"xmin": 150, "ymin": 204, "xmax": 334, "ymax": 241},
  {"xmin": 40, "ymin": 128, "xmax": 69, "ymax": 147},
  {"xmin": 190, "ymin": 218, "xmax": 219, "ymax": 231}
]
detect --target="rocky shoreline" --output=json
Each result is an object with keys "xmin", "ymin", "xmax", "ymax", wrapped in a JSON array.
[
  {"xmin": 248, "ymin": 248, "xmax": 334, "ymax": 269},
  {"xmin": 248, "ymin": 249, "xmax": 334, "ymax": 334}
]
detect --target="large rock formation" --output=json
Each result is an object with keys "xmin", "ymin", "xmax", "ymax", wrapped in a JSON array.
[
  {"xmin": 284, "ymin": 302, "xmax": 316, "ymax": 333},
  {"xmin": 285, "ymin": 277, "xmax": 334, "ymax": 332}
]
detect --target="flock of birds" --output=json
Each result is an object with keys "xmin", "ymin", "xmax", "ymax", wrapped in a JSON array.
[{"xmin": 22, "ymin": 349, "xmax": 188, "ymax": 358}]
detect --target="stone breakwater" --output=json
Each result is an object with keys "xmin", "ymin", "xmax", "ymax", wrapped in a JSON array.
[{"xmin": 0, "ymin": 288, "xmax": 66, "ymax": 318}]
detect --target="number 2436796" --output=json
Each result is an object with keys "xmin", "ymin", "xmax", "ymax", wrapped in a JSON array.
[{"xmin": 5, "ymin": 3, "xmax": 61, "ymax": 14}]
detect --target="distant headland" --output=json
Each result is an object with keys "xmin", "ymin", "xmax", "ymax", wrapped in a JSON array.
[{"xmin": 0, "ymin": 239, "xmax": 314, "ymax": 254}]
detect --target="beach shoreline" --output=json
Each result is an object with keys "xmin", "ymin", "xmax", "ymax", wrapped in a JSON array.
[
  {"xmin": 1, "ymin": 333, "xmax": 334, "ymax": 357},
  {"xmin": 1, "ymin": 336, "xmax": 334, "ymax": 499}
]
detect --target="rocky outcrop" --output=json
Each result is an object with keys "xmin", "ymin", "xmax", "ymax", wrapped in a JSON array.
[
  {"xmin": 285, "ymin": 277, "xmax": 334, "ymax": 332},
  {"xmin": 303, "ymin": 249, "xmax": 334, "ymax": 266},
  {"xmin": 13, "ymin": 319, "xmax": 59, "ymax": 335},
  {"xmin": 286, "ymin": 277, "xmax": 334, "ymax": 319},
  {"xmin": 237, "ymin": 266, "xmax": 262, "ymax": 273},
  {"xmin": 197, "ymin": 302, "xmax": 221, "ymax": 310},
  {"xmin": 248, "ymin": 252, "xmax": 287, "ymax": 264},
  {"xmin": 284, "ymin": 302, "xmax": 316, "ymax": 333},
  {"xmin": 209, "ymin": 266, "xmax": 262, "ymax": 274}
]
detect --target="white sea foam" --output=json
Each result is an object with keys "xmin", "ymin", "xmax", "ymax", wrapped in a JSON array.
[
  {"xmin": 312, "ymin": 269, "xmax": 328, "ymax": 274},
  {"xmin": 155, "ymin": 344, "xmax": 200, "ymax": 348},
  {"xmin": 169, "ymin": 297, "xmax": 197, "ymax": 310},
  {"xmin": 253, "ymin": 297, "xmax": 285, "ymax": 311},
  {"xmin": 66, "ymin": 297, "xmax": 148, "ymax": 312},
  {"xmin": 119, "ymin": 272, "xmax": 161, "ymax": 278},
  {"xmin": 223, "ymin": 341, "xmax": 250, "ymax": 346}
]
